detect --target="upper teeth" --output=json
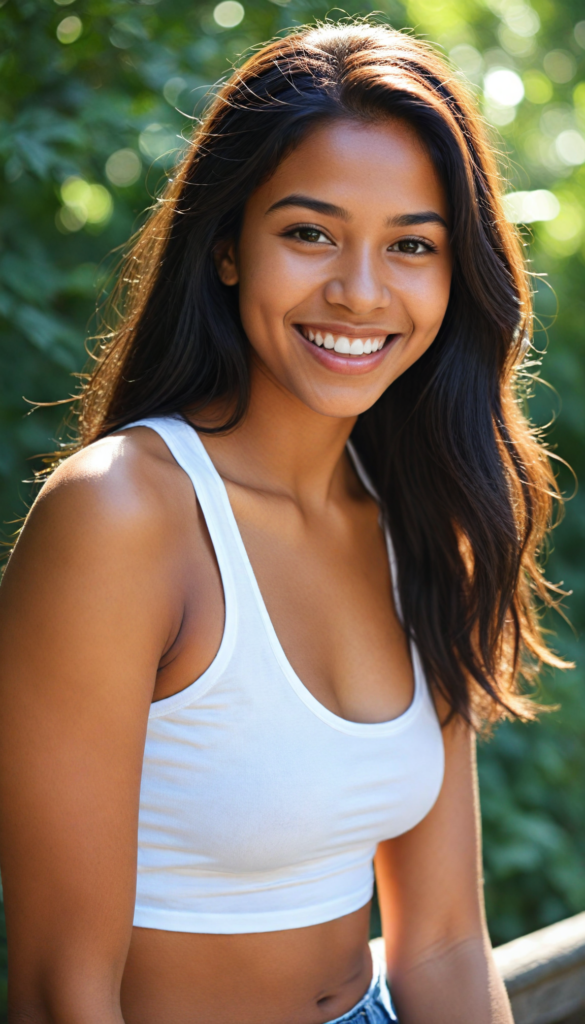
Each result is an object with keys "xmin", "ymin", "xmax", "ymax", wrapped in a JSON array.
[{"xmin": 304, "ymin": 328, "xmax": 386, "ymax": 355}]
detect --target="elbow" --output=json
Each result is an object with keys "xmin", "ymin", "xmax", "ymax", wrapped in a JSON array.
[{"xmin": 387, "ymin": 927, "xmax": 492, "ymax": 982}]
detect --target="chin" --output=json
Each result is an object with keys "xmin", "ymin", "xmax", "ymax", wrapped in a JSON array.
[{"xmin": 292, "ymin": 384, "xmax": 385, "ymax": 421}]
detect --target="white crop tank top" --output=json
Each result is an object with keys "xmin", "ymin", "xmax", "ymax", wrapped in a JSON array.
[{"xmin": 129, "ymin": 415, "xmax": 445, "ymax": 934}]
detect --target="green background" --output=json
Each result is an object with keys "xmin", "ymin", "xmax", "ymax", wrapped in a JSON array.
[{"xmin": 1, "ymin": 0, "xmax": 584, "ymax": 1011}]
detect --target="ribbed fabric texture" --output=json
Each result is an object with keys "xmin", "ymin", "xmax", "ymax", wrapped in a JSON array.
[{"xmin": 128, "ymin": 416, "xmax": 445, "ymax": 934}]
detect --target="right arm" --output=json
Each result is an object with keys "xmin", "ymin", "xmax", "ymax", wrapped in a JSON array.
[{"xmin": 0, "ymin": 438, "xmax": 183, "ymax": 1024}]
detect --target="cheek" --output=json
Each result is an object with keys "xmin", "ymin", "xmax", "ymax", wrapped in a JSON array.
[
  {"xmin": 237, "ymin": 240, "xmax": 319, "ymax": 343},
  {"xmin": 402, "ymin": 263, "xmax": 452, "ymax": 338},
  {"xmin": 236, "ymin": 242, "xmax": 279, "ymax": 349},
  {"xmin": 237, "ymin": 238, "xmax": 277, "ymax": 315}
]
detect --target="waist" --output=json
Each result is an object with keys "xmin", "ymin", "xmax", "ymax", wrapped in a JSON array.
[{"xmin": 121, "ymin": 903, "xmax": 374, "ymax": 1024}]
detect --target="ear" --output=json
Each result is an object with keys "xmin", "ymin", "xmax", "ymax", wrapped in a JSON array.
[{"xmin": 213, "ymin": 240, "xmax": 239, "ymax": 286}]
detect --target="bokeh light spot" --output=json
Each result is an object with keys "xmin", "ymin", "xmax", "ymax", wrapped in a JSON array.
[
  {"xmin": 555, "ymin": 130, "xmax": 585, "ymax": 166},
  {"xmin": 60, "ymin": 177, "xmax": 113, "ymax": 228},
  {"xmin": 56, "ymin": 206, "xmax": 85, "ymax": 233},
  {"xmin": 543, "ymin": 50, "xmax": 576, "ymax": 84},
  {"xmin": 541, "ymin": 195, "xmax": 583, "ymax": 255},
  {"xmin": 56, "ymin": 15, "xmax": 82, "ymax": 44},
  {"xmin": 138, "ymin": 124, "xmax": 180, "ymax": 161},
  {"xmin": 484, "ymin": 68, "xmax": 525, "ymax": 107},
  {"xmin": 502, "ymin": 4, "xmax": 540, "ymax": 37},
  {"xmin": 573, "ymin": 21, "xmax": 585, "ymax": 50},
  {"xmin": 540, "ymin": 104, "xmax": 573, "ymax": 138},
  {"xmin": 163, "ymin": 77, "xmax": 186, "ymax": 106},
  {"xmin": 503, "ymin": 190, "xmax": 560, "ymax": 223},
  {"xmin": 523, "ymin": 70, "xmax": 553, "ymax": 104},
  {"xmin": 574, "ymin": 82, "xmax": 585, "ymax": 110},
  {"xmin": 449, "ymin": 44, "xmax": 483, "ymax": 80},
  {"xmin": 105, "ymin": 149, "xmax": 142, "ymax": 187},
  {"xmin": 498, "ymin": 25, "xmax": 536, "ymax": 57},
  {"xmin": 213, "ymin": 1, "xmax": 244, "ymax": 28}
]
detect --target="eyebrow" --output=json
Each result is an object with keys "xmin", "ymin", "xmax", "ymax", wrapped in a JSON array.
[
  {"xmin": 266, "ymin": 194, "xmax": 448, "ymax": 229},
  {"xmin": 266, "ymin": 194, "xmax": 350, "ymax": 221},
  {"xmin": 387, "ymin": 211, "xmax": 448, "ymax": 229}
]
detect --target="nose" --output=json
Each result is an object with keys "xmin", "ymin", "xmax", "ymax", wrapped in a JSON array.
[{"xmin": 323, "ymin": 244, "xmax": 391, "ymax": 314}]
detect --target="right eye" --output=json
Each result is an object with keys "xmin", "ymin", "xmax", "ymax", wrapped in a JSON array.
[{"xmin": 289, "ymin": 226, "xmax": 331, "ymax": 244}]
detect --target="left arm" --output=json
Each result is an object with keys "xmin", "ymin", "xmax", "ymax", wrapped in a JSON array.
[{"xmin": 375, "ymin": 710, "xmax": 513, "ymax": 1024}]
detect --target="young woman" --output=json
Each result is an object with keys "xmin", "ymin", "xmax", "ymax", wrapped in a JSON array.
[{"xmin": 0, "ymin": 21, "xmax": 566, "ymax": 1024}]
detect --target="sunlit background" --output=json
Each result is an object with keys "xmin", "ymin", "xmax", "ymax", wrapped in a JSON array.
[{"xmin": 1, "ymin": 0, "xmax": 584, "ymax": 1008}]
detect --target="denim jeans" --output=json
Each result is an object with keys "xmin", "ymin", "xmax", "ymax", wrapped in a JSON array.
[{"xmin": 324, "ymin": 950, "xmax": 398, "ymax": 1023}]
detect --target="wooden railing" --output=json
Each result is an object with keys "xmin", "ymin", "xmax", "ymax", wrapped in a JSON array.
[
  {"xmin": 493, "ymin": 912, "xmax": 585, "ymax": 1024},
  {"xmin": 370, "ymin": 911, "xmax": 585, "ymax": 1024}
]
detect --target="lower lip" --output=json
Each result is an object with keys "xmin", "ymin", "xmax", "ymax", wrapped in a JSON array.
[{"xmin": 294, "ymin": 327, "xmax": 399, "ymax": 375}]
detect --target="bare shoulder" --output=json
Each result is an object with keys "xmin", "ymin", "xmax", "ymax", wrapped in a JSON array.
[
  {"xmin": 0, "ymin": 426, "xmax": 199, "ymax": 703},
  {"xmin": 38, "ymin": 425, "xmax": 188, "ymax": 525},
  {"xmin": 6, "ymin": 426, "xmax": 194, "ymax": 573},
  {"xmin": 0, "ymin": 428, "xmax": 203, "ymax": 672}
]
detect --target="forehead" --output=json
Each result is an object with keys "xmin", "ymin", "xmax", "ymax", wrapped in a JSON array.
[{"xmin": 254, "ymin": 118, "xmax": 448, "ymax": 220}]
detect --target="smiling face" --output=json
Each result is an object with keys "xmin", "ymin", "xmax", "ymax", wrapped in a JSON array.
[{"xmin": 216, "ymin": 117, "xmax": 452, "ymax": 420}]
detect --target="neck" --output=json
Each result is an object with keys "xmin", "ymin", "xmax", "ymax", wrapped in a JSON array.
[{"xmin": 194, "ymin": 361, "xmax": 357, "ymax": 507}]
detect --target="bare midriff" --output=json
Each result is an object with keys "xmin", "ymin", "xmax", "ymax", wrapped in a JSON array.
[{"xmin": 120, "ymin": 902, "xmax": 373, "ymax": 1024}]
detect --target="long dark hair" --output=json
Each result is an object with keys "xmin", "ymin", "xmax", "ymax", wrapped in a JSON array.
[{"xmin": 73, "ymin": 21, "xmax": 569, "ymax": 724}]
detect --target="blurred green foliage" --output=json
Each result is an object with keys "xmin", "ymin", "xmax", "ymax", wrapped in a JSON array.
[{"xmin": 1, "ymin": 0, "xmax": 584, "ymax": 1007}]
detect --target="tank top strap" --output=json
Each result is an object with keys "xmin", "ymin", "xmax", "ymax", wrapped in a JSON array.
[
  {"xmin": 123, "ymin": 415, "xmax": 254, "ymax": 615},
  {"xmin": 346, "ymin": 440, "xmax": 403, "ymax": 625},
  {"xmin": 124, "ymin": 418, "xmax": 405, "ymax": 638}
]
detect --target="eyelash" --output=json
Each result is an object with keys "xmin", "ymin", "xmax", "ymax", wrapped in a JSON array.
[
  {"xmin": 390, "ymin": 236, "xmax": 439, "ymax": 255},
  {"xmin": 283, "ymin": 225, "xmax": 332, "ymax": 245},
  {"xmin": 284, "ymin": 224, "xmax": 439, "ymax": 255}
]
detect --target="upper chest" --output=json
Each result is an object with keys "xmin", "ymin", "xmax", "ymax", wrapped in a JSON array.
[
  {"xmin": 155, "ymin": 465, "xmax": 414, "ymax": 725},
  {"xmin": 227, "ymin": 481, "xmax": 414, "ymax": 722}
]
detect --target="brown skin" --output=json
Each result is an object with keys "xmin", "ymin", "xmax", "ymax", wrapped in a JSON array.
[{"xmin": 0, "ymin": 119, "xmax": 513, "ymax": 1024}]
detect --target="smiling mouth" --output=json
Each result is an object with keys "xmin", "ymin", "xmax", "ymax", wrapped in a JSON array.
[{"xmin": 296, "ymin": 325, "xmax": 393, "ymax": 356}]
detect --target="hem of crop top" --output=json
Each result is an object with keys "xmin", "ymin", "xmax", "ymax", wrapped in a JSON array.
[
  {"xmin": 141, "ymin": 418, "xmax": 425, "ymax": 736},
  {"xmin": 133, "ymin": 881, "xmax": 374, "ymax": 934}
]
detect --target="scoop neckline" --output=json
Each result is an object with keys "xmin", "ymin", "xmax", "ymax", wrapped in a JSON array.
[{"xmin": 189, "ymin": 426, "xmax": 424, "ymax": 737}]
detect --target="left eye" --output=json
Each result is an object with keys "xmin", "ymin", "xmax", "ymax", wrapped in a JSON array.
[{"xmin": 389, "ymin": 238, "xmax": 429, "ymax": 255}]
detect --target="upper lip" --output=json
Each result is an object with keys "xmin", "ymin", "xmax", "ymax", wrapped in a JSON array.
[{"xmin": 294, "ymin": 322, "xmax": 395, "ymax": 339}]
